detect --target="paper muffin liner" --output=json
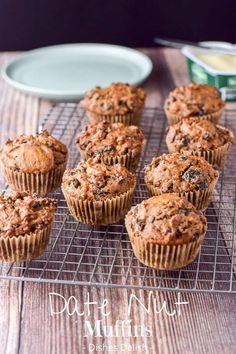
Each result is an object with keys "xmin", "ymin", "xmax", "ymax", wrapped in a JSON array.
[
  {"xmin": 78, "ymin": 148, "xmax": 141, "ymax": 173},
  {"xmin": 85, "ymin": 109, "xmax": 143, "ymax": 126},
  {"xmin": 164, "ymin": 107, "xmax": 224, "ymax": 126},
  {"xmin": 0, "ymin": 223, "xmax": 52, "ymax": 262},
  {"xmin": 166, "ymin": 127, "xmax": 234, "ymax": 169},
  {"xmin": 125, "ymin": 219, "xmax": 205, "ymax": 270},
  {"xmin": 146, "ymin": 175, "xmax": 218, "ymax": 211},
  {"xmin": 1, "ymin": 162, "xmax": 67, "ymax": 195},
  {"xmin": 62, "ymin": 185, "xmax": 135, "ymax": 225}
]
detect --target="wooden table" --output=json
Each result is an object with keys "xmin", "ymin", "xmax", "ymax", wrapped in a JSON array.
[{"xmin": 0, "ymin": 48, "xmax": 235, "ymax": 354}]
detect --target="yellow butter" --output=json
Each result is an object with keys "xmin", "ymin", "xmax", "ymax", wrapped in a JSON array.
[{"xmin": 197, "ymin": 53, "xmax": 236, "ymax": 72}]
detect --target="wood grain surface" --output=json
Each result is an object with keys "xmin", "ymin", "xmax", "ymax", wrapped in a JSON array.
[{"xmin": 0, "ymin": 49, "xmax": 235, "ymax": 354}]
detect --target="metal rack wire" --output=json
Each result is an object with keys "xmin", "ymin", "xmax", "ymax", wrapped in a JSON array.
[{"xmin": 0, "ymin": 103, "xmax": 235, "ymax": 293}]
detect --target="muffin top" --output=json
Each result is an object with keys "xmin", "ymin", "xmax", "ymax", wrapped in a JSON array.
[
  {"xmin": 77, "ymin": 121, "xmax": 144, "ymax": 158},
  {"xmin": 80, "ymin": 83, "xmax": 146, "ymax": 115},
  {"xmin": 0, "ymin": 130, "xmax": 68, "ymax": 173},
  {"xmin": 164, "ymin": 83, "xmax": 225, "ymax": 117},
  {"xmin": 0, "ymin": 193, "xmax": 57, "ymax": 238},
  {"xmin": 125, "ymin": 194, "xmax": 207, "ymax": 245},
  {"xmin": 62, "ymin": 157, "xmax": 136, "ymax": 201},
  {"xmin": 166, "ymin": 118, "xmax": 234, "ymax": 152},
  {"xmin": 145, "ymin": 153, "xmax": 219, "ymax": 193}
]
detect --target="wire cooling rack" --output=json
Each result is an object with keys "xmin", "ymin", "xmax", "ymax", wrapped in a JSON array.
[{"xmin": 0, "ymin": 104, "xmax": 236, "ymax": 293}]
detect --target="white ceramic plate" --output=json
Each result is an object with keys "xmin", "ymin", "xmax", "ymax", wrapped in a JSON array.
[{"xmin": 2, "ymin": 43, "xmax": 152, "ymax": 100}]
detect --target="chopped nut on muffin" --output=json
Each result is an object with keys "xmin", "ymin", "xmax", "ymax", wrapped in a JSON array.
[
  {"xmin": 62, "ymin": 157, "xmax": 136, "ymax": 224},
  {"xmin": 0, "ymin": 193, "xmax": 57, "ymax": 262},
  {"xmin": 77, "ymin": 121, "xmax": 144, "ymax": 172},
  {"xmin": 145, "ymin": 152, "xmax": 219, "ymax": 210},
  {"xmin": 166, "ymin": 118, "xmax": 234, "ymax": 168},
  {"xmin": 164, "ymin": 83, "xmax": 225, "ymax": 125},
  {"xmin": 80, "ymin": 83, "xmax": 146, "ymax": 125},
  {"xmin": 125, "ymin": 194, "xmax": 207, "ymax": 270},
  {"xmin": 0, "ymin": 130, "xmax": 68, "ymax": 194}
]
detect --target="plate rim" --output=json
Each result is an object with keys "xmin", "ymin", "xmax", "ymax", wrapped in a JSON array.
[{"xmin": 2, "ymin": 43, "xmax": 153, "ymax": 100}]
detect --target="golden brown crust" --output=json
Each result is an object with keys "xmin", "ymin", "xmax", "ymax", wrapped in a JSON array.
[
  {"xmin": 125, "ymin": 194, "xmax": 207, "ymax": 245},
  {"xmin": 77, "ymin": 121, "xmax": 144, "ymax": 159},
  {"xmin": 80, "ymin": 83, "xmax": 146, "ymax": 115},
  {"xmin": 166, "ymin": 118, "xmax": 234, "ymax": 152},
  {"xmin": 164, "ymin": 83, "xmax": 225, "ymax": 117},
  {"xmin": 145, "ymin": 152, "xmax": 219, "ymax": 193},
  {"xmin": 0, "ymin": 130, "xmax": 68, "ymax": 173},
  {"xmin": 0, "ymin": 193, "xmax": 57, "ymax": 238},
  {"xmin": 62, "ymin": 157, "xmax": 136, "ymax": 201}
]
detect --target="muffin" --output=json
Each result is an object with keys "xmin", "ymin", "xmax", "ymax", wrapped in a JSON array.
[
  {"xmin": 166, "ymin": 118, "xmax": 234, "ymax": 168},
  {"xmin": 164, "ymin": 83, "xmax": 225, "ymax": 125},
  {"xmin": 0, "ymin": 130, "xmax": 68, "ymax": 195},
  {"xmin": 144, "ymin": 152, "xmax": 219, "ymax": 210},
  {"xmin": 77, "ymin": 121, "xmax": 144, "ymax": 172},
  {"xmin": 80, "ymin": 83, "xmax": 146, "ymax": 125},
  {"xmin": 125, "ymin": 194, "xmax": 207, "ymax": 270},
  {"xmin": 0, "ymin": 193, "xmax": 57, "ymax": 262},
  {"xmin": 62, "ymin": 157, "xmax": 136, "ymax": 224}
]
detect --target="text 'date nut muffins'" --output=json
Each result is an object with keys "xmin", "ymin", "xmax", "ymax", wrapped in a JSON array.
[
  {"xmin": 77, "ymin": 121, "xmax": 144, "ymax": 172},
  {"xmin": 62, "ymin": 157, "xmax": 136, "ymax": 224},
  {"xmin": 0, "ymin": 130, "xmax": 68, "ymax": 195},
  {"xmin": 164, "ymin": 83, "xmax": 225, "ymax": 125},
  {"xmin": 0, "ymin": 193, "xmax": 57, "ymax": 262},
  {"xmin": 125, "ymin": 194, "xmax": 207, "ymax": 270},
  {"xmin": 145, "ymin": 153, "xmax": 219, "ymax": 210},
  {"xmin": 80, "ymin": 83, "xmax": 146, "ymax": 126},
  {"xmin": 166, "ymin": 118, "xmax": 234, "ymax": 169}
]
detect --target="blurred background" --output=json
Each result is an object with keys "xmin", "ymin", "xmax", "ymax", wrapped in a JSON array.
[{"xmin": 0, "ymin": 0, "xmax": 236, "ymax": 50}]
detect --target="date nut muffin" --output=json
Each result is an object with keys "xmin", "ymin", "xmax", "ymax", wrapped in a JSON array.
[
  {"xmin": 0, "ymin": 130, "xmax": 68, "ymax": 195},
  {"xmin": 0, "ymin": 193, "xmax": 57, "ymax": 262},
  {"xmin": 145, "ymin": 153, "xmax": 219, "ymax": 210},
  {"xmin": 164, "ymin": 83, "xmax": 225, "ymax": 125},
  {"xmin": 166, "ymin": 118, "xmax": 234, "ymax": 169},
  {"xmin": 77, "ymin": 121, "xmax": 144, "ymax": 172},
  {"xmin": 125, "ymin": 194, "xmax": 207, "ymax": 270},
  {"xmin": 62, "ymin": 157, "xmax": 136, "ymax": 224},
  {"xmin": 80, "ymin": 83, "xmax": 146, "ymax": 126}
]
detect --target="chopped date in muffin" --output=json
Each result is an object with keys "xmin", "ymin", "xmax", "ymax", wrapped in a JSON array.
[
  {"xmin": 126, "ymin": 194, "xmax": 207, "ymax": 245},
  {"xmin": 77, "ymin": 121, "xmax": 144, "ymax": 159},
  {"xmin": 0, "ymin": 193, "xmax": 57, "ymax": 238},
  {"xmin": 166, "ymin": 118, "xmax": 234, "ymax": 152},
  {"xmin": 80, "ymin": 83, "xmax": 146, "ymax": 115},
  {"xmin": 62, "ymin": 157, "xmax": 136, "ymax": 201},
  {"xmin": 164, "ymin": 83, "xmax": 225, "ymax": 117},
  {"xmin": 144, "ymin": 152, "xmax": 218, "ymax": 193}
]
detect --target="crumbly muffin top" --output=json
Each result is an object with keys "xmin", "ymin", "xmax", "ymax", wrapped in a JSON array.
[
  {"xmin": 62, "ymin": 157, "xmax": 136, "ymax": 201},
  {"xmin": 164, "ymin": 83, "xmax": 225, "ymax": 117},
  {"xmin": 126, "ymin": 194, "xmax": 207, "ymax": 245},
  {"xmin": 166, "ymin": 118, "xmax": 234, "ymax": 152},
  {"xmin": 0, "ymin": 130, "xmax": 68, "ymax": 173},
  {"xmin": 80, "ymin": 83, "xmax": 146, "ymax": 115},
  {"xmin": 77, "ymin": 121, "xmax": 144, "ymax": 158},
  {"xmin": 0, "ymin": 193, "xmax": 57, "ymax": 238},
  {"xmin": 145, "ymin": 153, "xmax": 219, "ymax": 193}
]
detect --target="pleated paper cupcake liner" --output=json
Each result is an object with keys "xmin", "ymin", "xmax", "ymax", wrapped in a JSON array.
[
  {"xmin": 62, "ymin": 185, "xmax": 135, "ymax": 225},
  {"xmin": 145, "ymin": 175, "xmax": 218, "ymax": 211},
  {"xmin": 166, "ymin": 129, "xmax": 233, "ymax": 169},
  {"xmin": 164, "ymin": 107, "xmax": 224, "ymax": 126},
  {"xmin": 125, "ymin": 220, "xmax": 205, "ymax": 270},
  {"xmin": 0, "ymin": 223, "xmax": 52, "ymax": 262},
  {"xmin": 1, "ymin": 162, "xmax": 67, "ymax": 195},
  {"xmin": 78, "ymin": 148, "xmax": 141, "ymax": 173},
  {"xmin": 85, "ymin": 109, "xmax": 143, "ymax": 126}
]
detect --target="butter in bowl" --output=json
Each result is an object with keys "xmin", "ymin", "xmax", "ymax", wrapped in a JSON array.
[{"xmin": 182, "ymin": 42, "xmax": 236, "ymax": 101}]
